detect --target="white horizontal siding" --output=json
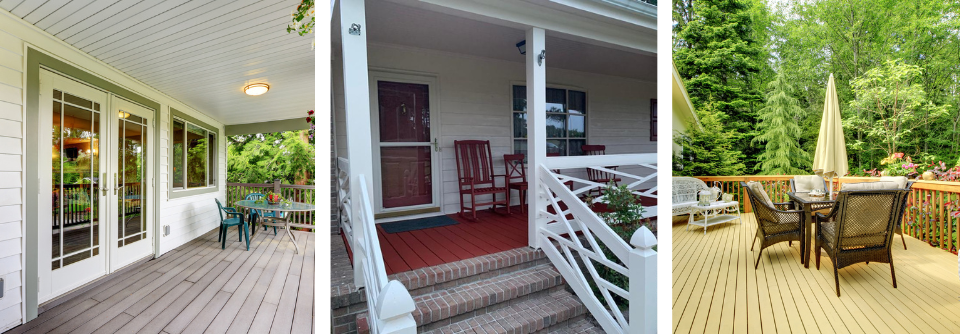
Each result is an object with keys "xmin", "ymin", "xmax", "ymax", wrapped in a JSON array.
[
  {"xmin": 0, "ymin": 23, "xmax": 20, "ymax": 331},
  {"xmin": 335, "ymin": 43, "xmax": 656, "ymax": 215}
]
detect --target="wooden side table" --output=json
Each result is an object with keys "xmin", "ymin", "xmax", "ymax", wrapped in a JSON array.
[{"xmin": 687, "ymin": 201, "xmax": 741, "ymax": 234}]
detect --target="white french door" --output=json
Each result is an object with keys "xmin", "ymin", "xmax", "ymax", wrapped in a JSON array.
[
  {"xmin": 369, "ymin": 72, "xmax": 441, "ymax": 215},
  {"xmin": 38, "ymin": 69, "xmax": 154, "ymax": 303}
]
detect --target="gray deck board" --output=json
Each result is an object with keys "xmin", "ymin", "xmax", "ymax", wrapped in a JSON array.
[{"xmin": 7, "ymin": 227, "xmax": 314, "ymax": 334}]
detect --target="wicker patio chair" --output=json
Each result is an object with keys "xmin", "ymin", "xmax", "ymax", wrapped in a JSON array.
[
  {"xmin": 742, "ymin": 181, "xmax": 804, "ymax": 269},
  {"xmin": 790, "ymin": 175, "xmax": 833, "ymax": 212},
  {"xmin": 814, "ymin": 188, "xmax": 909, "ymax": 297}
]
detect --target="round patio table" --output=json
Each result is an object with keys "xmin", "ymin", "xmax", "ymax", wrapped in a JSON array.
[{"xmin": 233, "ymin": 200, "xmax": 315, "ymax": 254}]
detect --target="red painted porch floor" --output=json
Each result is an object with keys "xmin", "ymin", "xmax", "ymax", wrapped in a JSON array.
[
  {"xmin": 374, "ymin": 192, "xmax": 657, "ymax": 275},
  {"xmin": 376, "ymin": 207, "xmax": 529, "ymax": 275}
]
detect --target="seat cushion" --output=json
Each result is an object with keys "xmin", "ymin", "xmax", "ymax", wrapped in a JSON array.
[
  {"xmin": 840, "ymin": 181, "xmax": 898, "ymax": 191},
  {"xmin": 746, "ymin": 181, "xmax": 775, "ymax": 207},
  {"xmin": 879, "ymin": 176, "xmax": 909, "ymax": 189},
  {"xmin": 794, "ymin": 175, "xmax": 825, "ymax": 192}
]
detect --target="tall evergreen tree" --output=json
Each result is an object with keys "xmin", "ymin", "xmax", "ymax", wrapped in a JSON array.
[
  {"xmin": 754, "ymin": 72, "xmax": 809, "ymax": 175},
  {"xmin": 673, "ymin": 103, "xmax": 747, "ymax": 177},
  {"xmin": 673, "ymin": 0, "xmax": 765, "ymax": 162}
]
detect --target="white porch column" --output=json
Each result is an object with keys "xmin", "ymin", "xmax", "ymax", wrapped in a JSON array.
[
  {"xmin": 526, "ymin": 27, "xmax": 546, "ymax": 248},
  {"xmin": 340, "ymin": 0, "xmax": 375, "ymax": 288}
]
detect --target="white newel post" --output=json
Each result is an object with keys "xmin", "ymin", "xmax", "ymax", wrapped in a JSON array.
[
  {"xmin": 340, "ymin": 0, "xmax": 375, "ymax": 289},
  {"xmin": 629, "ymin": 226, "xmax": 657, "ymax": 334},
  {"xmin": 526, "ymin": 27, "xmax": 546, "ymax": 249},
  {"xmin": 376, "ymin": 281, "xmax": 417, "ymax": 334}
]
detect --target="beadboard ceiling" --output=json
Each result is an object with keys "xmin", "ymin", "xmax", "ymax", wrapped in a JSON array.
[{"xmin": 0, "ymin": 0, "xmax": 315, "ymax": 125}]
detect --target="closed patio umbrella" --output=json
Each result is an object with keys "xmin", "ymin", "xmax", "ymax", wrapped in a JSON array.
[{"xmin": 812, "ymin": 74, "xmax": 848, "ymax": 196}]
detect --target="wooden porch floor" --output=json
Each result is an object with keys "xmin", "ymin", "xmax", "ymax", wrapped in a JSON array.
[
  {"xmin": 375, "ymin": 207, "xmax": 529, "ymax": 275},
  {"xmin": 673, "ymin": 213, "xmax": 960, "ymax": 334},
  {"xmin": 9, "ymin": 227, "xmax": 314, "ymax": 334}
]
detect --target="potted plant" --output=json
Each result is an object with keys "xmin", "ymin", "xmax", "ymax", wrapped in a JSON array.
[{"xmin": 265, "ymin": 192, "xmax": 284, "ymax": 205}]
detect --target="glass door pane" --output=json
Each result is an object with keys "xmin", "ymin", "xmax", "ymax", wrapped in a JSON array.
[
  {"xmin": 118, "ymin": 117, "xmax": 146, "ymax": 247},
  {"xmin": 51, "ymin": 91, "xmax": 101, "ymax": 270},
  {"xmin": 376, "ymin": 81, "xmax": 433, "ymax": 209}
]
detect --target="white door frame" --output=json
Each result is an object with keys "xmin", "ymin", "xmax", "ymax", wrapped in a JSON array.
[
  {"xmin": 107, "ymin": 96, "xmax": 155, "ymax": 273},
  {"xmin": 368, "ymin": 70, "xmax": 442, "ymax": 215},
  {"xmin": 37, "ymin": 69, "xmax": 109, "ymax": 303},
  {"xmin": 36, "ymin": 69, "xmax": 156, "ymax": 303}
]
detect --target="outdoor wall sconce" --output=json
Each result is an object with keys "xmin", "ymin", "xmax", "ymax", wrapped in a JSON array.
[
  {"xmin": 349, "ymin": 23, "xmax": 362, "ymax": 35},
  {"xmin": 516, "ymin": 40, "xmax": 526, "ymax": 55},
  {"xmin": 538, "ymin": 50, "xmax": 545, "ymax": 66},
  {"xmin": 244, "ymin": 83, "xmax": 270, "ymax": 96}
]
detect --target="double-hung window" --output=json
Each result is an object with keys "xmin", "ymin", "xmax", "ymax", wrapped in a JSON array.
[
  {"xmin": 171, "ymin": 113, "xmax": 217, "ymax": 191},
  {"xmin": 511, "ymin": 85, "xmax": 587, "ymax": 156}
]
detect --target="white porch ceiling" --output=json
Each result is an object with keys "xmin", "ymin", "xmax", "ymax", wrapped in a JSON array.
[
  {"xmin": 1, "ymin": 0, "xmax": 315, "ymax": 125},
  {"xmin": 333, "ymin": 0, "xmax": 656, "ymax": 82}
]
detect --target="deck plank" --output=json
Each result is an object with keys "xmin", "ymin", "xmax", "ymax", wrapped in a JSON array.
[{"xmin": 673, "ymin": 213, "xmax": 960, "ymax": 334}]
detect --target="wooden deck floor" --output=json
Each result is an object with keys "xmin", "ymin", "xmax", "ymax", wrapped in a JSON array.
[
  {"xmin": 673, "ymin": 213, "xmax": 960, "ymax": 334},
  {"xmin": 9, "ymin": 226, "xmax": 315, "ymax": 334},
  {"xmin": 375, "ymin": 208, "xmax": 529, "ymax": 275}
]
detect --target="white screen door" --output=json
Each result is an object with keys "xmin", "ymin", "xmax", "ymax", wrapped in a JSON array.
[
  {"xmin": 38, "ymin": 69, "xmax": 154, "ymax": 303},
  {"xmin": 370, "ymin": 73, "xmax": 441, "ymax": 214}
]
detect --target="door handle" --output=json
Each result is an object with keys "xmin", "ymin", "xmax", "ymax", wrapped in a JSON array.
[
  {"xmin": 431, "ymin": 138, "xmax": 441, "ymax": 152},
  {"xmin": 100, "ymin": 173, "xmax": 108, "ymax": 196}
]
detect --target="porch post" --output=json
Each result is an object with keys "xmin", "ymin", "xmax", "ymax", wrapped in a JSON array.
[
  {"xmin": 526, "ymin": 27, "xmax": 546, "ymax": 248},
  {"xmin": 340, "ymin": 0, "xmax": 375, "ymax": 289}
]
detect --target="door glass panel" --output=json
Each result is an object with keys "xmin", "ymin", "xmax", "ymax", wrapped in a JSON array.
[
  {"xmin": 52, "ymin": 90, "xmax": 99, "ymax": 270},
  {"xmin": 119, "ymin": 117, "xmax": 145, "ymax": 247},
  {"xmin": 377, "ymin": 81, "xmax": 430, "ymax": 143},
  {"xmin": 380, "ymin": 147, "xmax": 432, "ymax": 208}
]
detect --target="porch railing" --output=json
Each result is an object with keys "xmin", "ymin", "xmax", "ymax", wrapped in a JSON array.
[
  {"xmin": 538, "ymin": 154, "xmax": 658, "ymax": 334},
  {"xmin": 225, "ymin": 181, "xmax": 316, "ymax": 229},
  {"xmin": 337, "ymin": 157, "xmax": 416, "ymax": 334},
  {"xmin": 692, "ymin": 175, "xmax": 960, "ymax": 254},
  {"xmin": 54, "ymin": 182, "xmax": 142, "ymax": 228}
]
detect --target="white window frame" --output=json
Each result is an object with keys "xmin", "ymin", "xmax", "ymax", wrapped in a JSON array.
[{"xmin": 510, "ymin": 83, "xmax": 589, "ymax": 156}]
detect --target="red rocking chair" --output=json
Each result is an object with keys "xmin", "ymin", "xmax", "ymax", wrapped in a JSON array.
[
  {"xmin": 455, "ymin": 140, "xmax": 510, "ymax": 220},
  {"xmin": 581, "ymin": 145, "xmax": 621, "ymax": 196},
  {"xmin": 504, "ymin": 154, "xmax": 527, "ymax": 213}
]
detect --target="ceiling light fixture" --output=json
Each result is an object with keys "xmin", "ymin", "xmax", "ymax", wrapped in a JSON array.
[{"xmin": 244, "ymin": 83, "xmax": 270, "ymax": 96}]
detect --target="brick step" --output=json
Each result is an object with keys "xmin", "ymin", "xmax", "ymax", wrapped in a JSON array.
[
  {"xmin": 547, "ymin": 318, "xmax": 605, "ymax": 334},
  {"xmin": 413, "ymin": 264, "xmax": 564, "ymax": 330},
  {"xmin": 421, "ymin": 289, "xmax": 588, "ymax": 334}
]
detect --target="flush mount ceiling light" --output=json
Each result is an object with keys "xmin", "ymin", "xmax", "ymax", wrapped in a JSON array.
[{"xmin": 244, "ymin": 83, "xmax": 270, "ymax": 96}]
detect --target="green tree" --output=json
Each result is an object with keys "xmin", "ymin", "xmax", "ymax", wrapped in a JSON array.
[
  {"xmin": 847, "ymin": 59, "xmax": 950, "ymax": 159},
  {"xmin": 673, "ymin": 0, "xmax": 766, "ymax": 162},
  {"xmin": 227, "ymin": 130, "xmax": 315, "ymax": 185},
  {"xmin": 673, "ymin": 103, "xmax": 747, "ymax": 176},
  {"xmin": 754, "ymin": 72, "xmax": 809, "ymax": 175}
]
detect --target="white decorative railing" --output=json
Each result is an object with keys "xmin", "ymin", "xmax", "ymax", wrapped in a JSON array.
[
  {"xmin": 537, "ymin": 153, "xmax": 658, "ymax": 334},
  {"xmin": 339, "ymin": 157, "xmax": 416, "ymax": 334},
  {"xmin": 337, "ymin": 157, "xmax": 353, "ymax": 242}
]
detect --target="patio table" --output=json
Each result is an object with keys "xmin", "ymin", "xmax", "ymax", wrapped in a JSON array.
[
  {"xmin": 233, "ymin": 200, "xmax": 315, "ymax": 254},
  {"xmin": 787, "ymin": 192, "xmax": 836, "ymax": 268}
]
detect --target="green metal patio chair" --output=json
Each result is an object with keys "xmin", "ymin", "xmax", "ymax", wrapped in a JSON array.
[
  {"xmin": 216, "ymin": 198, "xmax": 249, "ymax": 251},
  {"xmin": 244, "ymin": 192, "xmax": 281, "ymax": 235}
]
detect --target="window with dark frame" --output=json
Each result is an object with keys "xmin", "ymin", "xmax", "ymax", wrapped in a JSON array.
[
  {"xmin": 650, "ymin": 99, "xmax": 657, "ymax": 141},
  {"xmin": 511, "ymin": 85, "xmax": 587, "ymax": 156}
]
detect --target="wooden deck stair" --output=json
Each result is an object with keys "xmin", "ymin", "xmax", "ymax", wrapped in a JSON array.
[{"xmin": 336, "ymin": 245, "xmax": 603, "ymax": 333}]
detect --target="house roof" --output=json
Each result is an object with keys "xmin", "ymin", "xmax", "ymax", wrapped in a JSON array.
[{"xmin": 673, "ymin": 61, "xmax": 703, "ymax": 132}]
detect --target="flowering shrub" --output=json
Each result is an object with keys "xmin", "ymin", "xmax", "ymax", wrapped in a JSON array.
[{"xmin": 879, "ymin": 152, "xmax": 919, "ymax": 178}]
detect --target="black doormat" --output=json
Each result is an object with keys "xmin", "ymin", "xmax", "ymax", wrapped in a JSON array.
[{"xmin": 381, "ymin": 215, "xmax": 459, "ymax": 233}]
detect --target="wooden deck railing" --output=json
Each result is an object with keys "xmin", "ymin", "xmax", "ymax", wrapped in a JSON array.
[
  {"xmin": 692, "ymin": 175, "xmax": 960, "ymax": 254},
  {"xmin": 225, "ymin": 181, "xmax": 316, "ymax": 229}
]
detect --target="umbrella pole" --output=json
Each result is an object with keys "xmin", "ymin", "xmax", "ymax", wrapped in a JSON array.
[{"xmin": 828, "ymin": 176, "xmax": 834, "ymax": 198}]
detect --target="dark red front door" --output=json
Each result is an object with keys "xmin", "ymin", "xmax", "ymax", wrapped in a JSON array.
[{"xmin": 377, "ymin": 81, "xmax": 434, "ymax": 209}]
